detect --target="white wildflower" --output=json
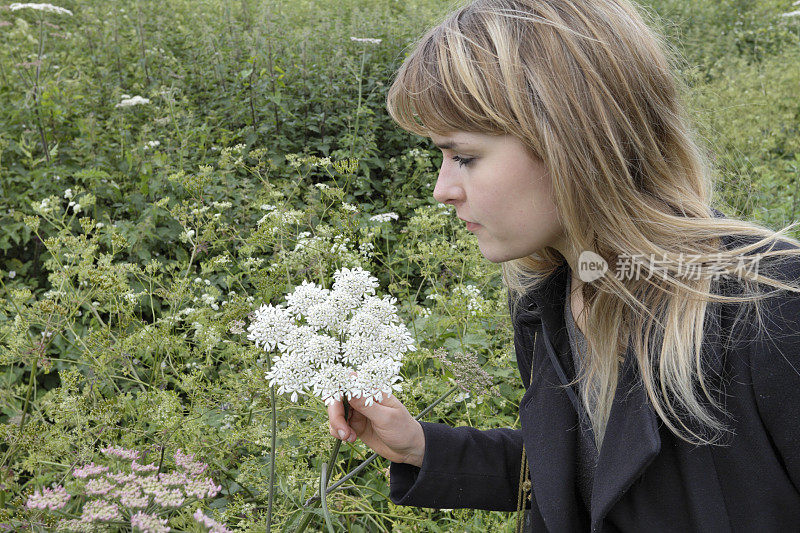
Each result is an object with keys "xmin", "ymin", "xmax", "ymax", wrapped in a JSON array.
[
  {"xmin": 9, "ymin": 3, "xmax": 73, "ymax": 15},
  {"xmin": 285, "ymin": 280, "xmax": 330, "ymax": 318},
  {"xmin": 144, "ymin": 140, "xmax": 160, "ymax": 150},
  {"xmin": 350, "ymin": 37, "xmax": 382, "ymax": 44},
  {"xmin": 369, "ymin": 212, "xmax": 399, "ymax": 223},
  {"xmin": 247, "ymin": 267, "xmax": 411, "ymax": 406},
  {"xmin": 265, "ymin": 352, "xmax": 315, "ymax": 403},
  {"xmin": 63, "ymin": 188, "xmax": 73, "ymax": 199},
  {"xmin": 313, "ymin": 363, "xmax": 355, "ymax": 405},
  {"xmin": 246, "ymin": 304, "xmax": 295, "ymax": 352},
  {"xmin": 116, "ymin": 95, "xmax": 151, "ymax": 108},
  {"xmin": 8, "ymin": 271, "xmax": 16, "ymax": 279},
  {"xmin": 333, "ymin": 266, "xmax": 378, "ymax": 303},
  {"xmin": 352, "ymin": 357, "xmax": 403, "ymax": 406},
  {"xmin": 782, "ymin": 9, "xmax": 800, "ymax": 16}
]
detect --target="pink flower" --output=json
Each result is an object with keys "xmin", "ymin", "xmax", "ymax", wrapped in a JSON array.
[
  {"xmin": 85, "ymin": 477, "xmax": 116, "ymax": 496},
  {"xmin": 73, "ymin": 462, "xmax": 109, "ymax": 479},
  {"xmin": 153, "ymin": 487, "xmax": 184, "ymax": 508},
  {"xmin": 184, "ymin": 476, "xmax": 222, "ymax": 499},
  {"xmin": 130, "ymin": 510, "xmax": 170, "ymax": 532},
  {"xmin": 157, "ymin": 471, "xmax": 189, "ymax": 487},
  {"xmin": 174, "ymin": 448, "xmax": 209, "ymax": 478},
  {"xmin": 25, "ymin": 484, "xmax": 70, "ymax": 511},
  {"xmin": 101, "ymin": 445, "xmax": 141, "ymax": 461},
  {"xmin": 80, "ymin": 499, "xmax": 120, "ymax": 522},
  {"xmin": 193, "ymin": 509, "xmax": 232, "ymax": 533},
  {"xmin": 115, "ymin": 483, "xmax": 150, "ymax": 509},
  {"xmin": 107, "ymin": 471, "xmax": 138, "ymax": 484},
  {"xmin": 131, "ymin": 460, "xmax": 159, "ymax": 475}
]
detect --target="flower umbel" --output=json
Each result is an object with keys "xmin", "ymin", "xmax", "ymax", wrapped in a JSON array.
[
  {"xmin": 9, "ymin": 3, "xmax": 73, "ymax": 15},
  {"xmin": 248, "ymin": 267, "xmax": 414, "ymax": 406}
]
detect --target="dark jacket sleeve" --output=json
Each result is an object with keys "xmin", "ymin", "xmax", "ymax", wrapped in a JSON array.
[
  {"xmin": 750, "ymin": 250, "xmax": 800, "ymax": 489},
  {"xmin": 389, "ymin": 289, "xmax": 536, "ymax": 511},
  {"xmin": 389, "ymin": 421, "xmax": 524, "ymax": 511}
]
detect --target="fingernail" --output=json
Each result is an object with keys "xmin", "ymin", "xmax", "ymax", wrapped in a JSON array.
[{"xmin": 338, "ymin": 429, "xmax": 347, "ymax": 440}]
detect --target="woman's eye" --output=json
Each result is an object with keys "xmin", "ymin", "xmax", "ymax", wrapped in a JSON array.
[{"xmin": 452, "ymin": 155, "xmax": 474, "ymax": 167}]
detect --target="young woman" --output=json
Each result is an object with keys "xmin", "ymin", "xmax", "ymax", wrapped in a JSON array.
[{"xmin": 328, "ymin": 0, "xmax": 800, "ymax": 530}]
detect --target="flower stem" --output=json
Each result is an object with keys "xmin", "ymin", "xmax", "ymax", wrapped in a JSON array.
[
  {"xmin": 320, "ymin": 462, "xmax": 336, "ymax": 533},
  {"xmin": 266, "ymin": 358, "xmax": 277, "ymax": 532},
  {"xmin": 294, "ymin": 399, "xmax": 350, "ymax": 533}
]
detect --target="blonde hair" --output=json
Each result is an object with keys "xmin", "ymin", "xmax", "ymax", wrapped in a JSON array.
[{"xmin": 387, "ymin": 0, "xmax": 800, "ymax": 446}]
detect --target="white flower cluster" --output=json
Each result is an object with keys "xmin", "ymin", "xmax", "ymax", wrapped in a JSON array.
[
  {"xmin": 116, "ymin": 95, "xmax": 151, "ymax": 108},
  {"xmin": 369, "ymin": 212, "xmax": 399, "ymax": 223},
  {"xmin": 247, "ymin": 267, "xmax": 414, "ymax": 406},
  {"xmin": 10, "ymin": 3, "xmax": 72, "ymax": 15},
  {"xmin": 350, "ymin": 37, "xmax": 382, "ymax": 44}
]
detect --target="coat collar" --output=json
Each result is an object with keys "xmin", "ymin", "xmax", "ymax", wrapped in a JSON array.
[
  {"xmin": 518, "ymin": 207, "xmax": 730, "ymax": 529},
  {"xmin": 521, "ymin": 260, "xmax": 661, "ymax": 529}
]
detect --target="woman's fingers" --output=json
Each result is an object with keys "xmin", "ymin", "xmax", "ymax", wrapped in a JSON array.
[{"xmin": 327, "ymin": 400, "xmax": 352, "ymax": 440}]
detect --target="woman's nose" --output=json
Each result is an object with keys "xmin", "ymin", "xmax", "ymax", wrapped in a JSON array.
[{"xmin": 432, "ymin": 164, "xmax": 464, "ymax": 205}]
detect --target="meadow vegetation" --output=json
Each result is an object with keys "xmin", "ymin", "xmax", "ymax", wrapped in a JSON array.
[{"xmin": 0, "ymin": 0, "xmax": 798, "ymax": 530}]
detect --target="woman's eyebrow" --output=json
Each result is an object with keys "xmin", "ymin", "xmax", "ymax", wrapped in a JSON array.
[{"xmin": 432, "ymin": 141, "xmax": 462, "ymax": 150}]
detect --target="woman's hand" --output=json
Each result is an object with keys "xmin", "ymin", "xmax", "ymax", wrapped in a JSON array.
[{"xmin": 327, "ymin": 395, "xmax": 425, "ymax": 468}]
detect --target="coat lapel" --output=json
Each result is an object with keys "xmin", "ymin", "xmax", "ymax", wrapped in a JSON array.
[
  {"xmin": 522, "ymin": 262, "xmax": 587, "ymax": 530},
  {"xmin": 524, "ymin": 260, "xmax": 661, "ymax": 529}
]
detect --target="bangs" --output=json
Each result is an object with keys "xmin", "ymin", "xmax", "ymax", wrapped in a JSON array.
[{"xmin": 386, "ymin": 20, "xmax": 508, "ymax": 138}]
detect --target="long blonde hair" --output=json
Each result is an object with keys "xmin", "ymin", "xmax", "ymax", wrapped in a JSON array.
[{"xmin": 386, "ymin": 0, "xmax": 800, "ymax": 446}]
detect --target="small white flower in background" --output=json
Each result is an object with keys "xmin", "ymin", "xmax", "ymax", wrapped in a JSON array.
[
  {"xmin": 782, "ymin": 9, "xmax": 800, "ymax": 16},
  {"xmin": 350, "ymin": 37, "xmax": 382, "ymax": 44},
  {"xmin": 72, "ymin": 203, "xmax": 82, "ymax": 214},
  {"xmin": 115, "ymin": 95, "xmax": 150, "ymax": 108},
  {"xmin": 315, "ymin": 183, "xmax": 330, "ymax": 190},
  {"xmin": 369, "ymin": 212, "xmax": 399, "ymax": 223},
  {"xmin": 260, "ymin": 204, "xmax": 276, "ymax": 211},
  {"xmin": 63, "ymin": 188, "xmax": 73, "ymax": 199},
  {"xmin": 9, "ymin": 3, "xmax": 73, "ymax": 15},
  {"xmin": 247, "ymin": 267, "xmax": 414, "ymax": 406},
  {"xmin": 341, "ymin": 203, "xmax": 358, "ymax": 213},
  {"xmin": 8, "ymin": 271, "xmax": 16, "ymax": 279},
  {"xmin": 144, "ymin": 140, "xmax": 160, "ymax": 150}
]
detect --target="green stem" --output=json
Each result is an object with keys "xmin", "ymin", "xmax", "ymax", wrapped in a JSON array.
[
  {"xmin": 320, "ymin": 462, "xmax": 336, "ymax": 533},
  {"xmin": 266, "ymin": 355, "xmax": 277, "ymax": 532},
  {"xmin": 349, "ymin": 50, "xmax": 366, "ymax": 159},
  {"xmin": 294, "ymin": 400, "xmax": 350, "ymax": 533}
]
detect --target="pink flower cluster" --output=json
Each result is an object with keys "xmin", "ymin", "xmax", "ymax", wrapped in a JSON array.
[
  {"xmin": 131, "ymin": 510, "xmax": 170, "ymax": 532},
  {"xmin": 101, "ymin": 445, "xmax": 141, "ymax": 461},
  {"xmin": 81, "ymin": 499, "xmax": 120, "ymax": 521},
  {"xmin": 26, "ymin": 446, "xmax": 229, "ymax": 531},
  {"xmin": 25, "ymin": 484, "xmax": 70, "ymax": 510},
  {"xmin": 193, "ymin": 509, "xmax": 233, "ymax": 533},
  {"xmin": 175, "ymin": 448, "xmax": 209, "ymax": 477},
  {"xmin": 72, "ymin": 462, "xmax": 109, "ymax": 479}
]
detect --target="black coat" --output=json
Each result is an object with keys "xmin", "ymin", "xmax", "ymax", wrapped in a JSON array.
[{"xmin": 389, "ymin": 214, "xmax": 800, "ymax": 531}]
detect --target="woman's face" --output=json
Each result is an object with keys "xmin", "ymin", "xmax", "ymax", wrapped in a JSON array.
[{"xmin": 430, "ymin": 131, "xmax": 565, "ymax": 263}]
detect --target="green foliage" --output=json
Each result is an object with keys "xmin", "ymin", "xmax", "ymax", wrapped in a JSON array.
[{"xmin": 0, "ymin": 0, "xmax": 798, "ymax": 530}]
